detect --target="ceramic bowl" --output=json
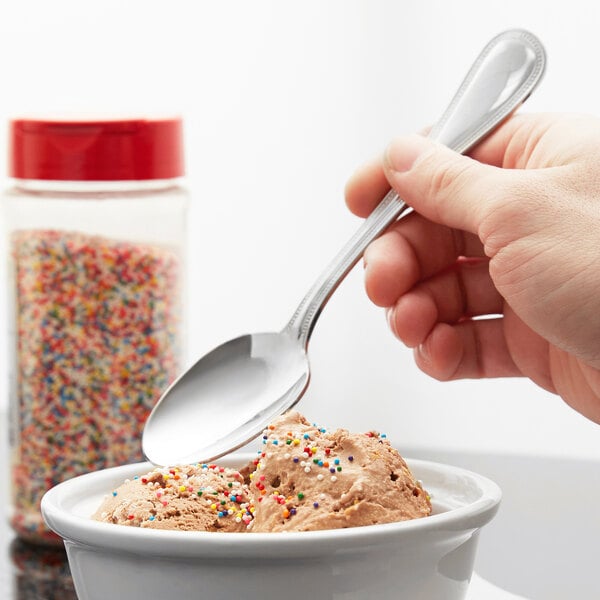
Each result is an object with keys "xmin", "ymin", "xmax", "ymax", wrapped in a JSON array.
[{"xmin": 41, "ymin": 455, "xmax": 501, "ymax": 600}]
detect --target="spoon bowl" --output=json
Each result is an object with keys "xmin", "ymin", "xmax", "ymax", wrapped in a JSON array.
[
  {"xmin": 143, "ymin": 29, "xmax": 546, "ymax": 466},
  {"xmin": 144, "ymin": 331, "xmax": 309, "ymax": 464}
]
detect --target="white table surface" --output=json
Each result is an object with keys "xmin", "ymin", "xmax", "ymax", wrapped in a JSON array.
[{"xmin": 468, "ymin": 574, "xmax": 529, "ymax": 599}]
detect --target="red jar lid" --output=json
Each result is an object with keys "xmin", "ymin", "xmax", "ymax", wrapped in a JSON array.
[{"xmin": 9, "ymin": 117, "xmax": 185, "ymax": 181}]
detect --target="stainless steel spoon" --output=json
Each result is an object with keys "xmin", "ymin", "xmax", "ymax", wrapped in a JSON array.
[{"xmin": 143, "ymin": 29, "xmax": 546, "ymax": 466}]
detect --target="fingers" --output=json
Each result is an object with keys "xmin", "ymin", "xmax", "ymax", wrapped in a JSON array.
[
  {"xmin": 413, "ymin": 311, "xmax": 560, "ymax": 392},
  {"xmin": 345, "ymin": 114, "xmax": 574, "ymax": 227},
  {"xmin": 387, "ymin": 259, "xmax": 502, "ymax": 348},
  {"xmin": 347, "ymin": 133, "xmax": 507, "ymax": 236},
  {"xmin": 414, "ymin": 319, "xmax": 520, "ymax": 380},
  {"xmin": 346, "ymin": 130, "xmax": 537, "ymax": 238},
  {"xmin": 345, "ymin": 157, "xmax": 389, "ymax": 218},
  {"xmin": 363, "ymin": 212, "xmax": 484, "ymax": 307},
  {"xmin": 467, "ymin": 113, "xmax": 554, "ymax": 168},
  {"xmin": 382, "ymin": 133, "xmax": 507, "ymax": 235},
  {"xmin": 470, "ymin": 112, "xmax": 600, "ymax": 169}
]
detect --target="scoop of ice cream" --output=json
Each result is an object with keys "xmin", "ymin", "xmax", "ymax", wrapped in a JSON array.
[
  {"xmin": 245, "ymin": 411, "xmax": 431, "ymax": 532},
  {"xmin": 93, "ymin": 411, "xmax": 431, "ymax": 534},
  {"xmin": 92, "ymin": 463, "xmax": 253, "ymax": 532}
]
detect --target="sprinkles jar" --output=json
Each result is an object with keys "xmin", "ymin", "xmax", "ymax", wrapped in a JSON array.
[{"xmin": 4, "ymin": 118, "xmax": 188, "ymax": 543}]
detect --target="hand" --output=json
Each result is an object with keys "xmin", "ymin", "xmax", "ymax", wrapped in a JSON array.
[{"xmin": 345, "ymin": 113, "xmax": 600, "ymax": 424}]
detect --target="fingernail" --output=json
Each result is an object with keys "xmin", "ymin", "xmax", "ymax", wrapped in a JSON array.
[
  {"xmin": 363, "ymin": 245, "xmax": 372, "ymax": 270},
  {"xmin": 385, "ymin": 134, "xmax": 432, "ymax": 173},
  {"xmin": 385, "ymin": 307, "xmax": 397, "ymax": 338},
  {"xmin": 416, "ymin": 342, "xmax": 430, "ymax": 365}
]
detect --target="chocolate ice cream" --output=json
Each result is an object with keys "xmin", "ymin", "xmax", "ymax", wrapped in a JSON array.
[
  {"xmin": 92, "ymin": 463, "xmax": 253, "ymax": 531},
  {"xmin": 93, "ymin": 411, "xmax": 431, "ymax": 532},
  {"xmin": 246, "ymin": 411, "xmax": 431, "ymax": 532}
]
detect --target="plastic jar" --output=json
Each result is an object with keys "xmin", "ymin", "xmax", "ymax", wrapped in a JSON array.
[{"xmin": 3, "ymin": 118, "xmax": 188, "ymax": 544}]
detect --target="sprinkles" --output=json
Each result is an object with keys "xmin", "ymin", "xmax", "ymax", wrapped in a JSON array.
[
  {"xmin": 245, "ymin": 413, "xmax": 405, "ymax": 532},
  {"xmin": 10, "ymin": 229, "xmax": 182, "ymax": 542},
  {"xmin": 284, "ymin": 419, "xmax": 396, "ymax": 530},
  {"xmin": 96, "ymin": 463, "xmax": 255, "ymax": 532},
  {"xmin": 94, "ymin": 411, "xmax": 431, "ymax": 535}
]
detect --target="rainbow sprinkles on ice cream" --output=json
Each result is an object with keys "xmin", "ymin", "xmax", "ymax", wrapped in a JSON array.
[{"xmin": 94, "ymin": 411, "xmax": 431, "ymax": 532}]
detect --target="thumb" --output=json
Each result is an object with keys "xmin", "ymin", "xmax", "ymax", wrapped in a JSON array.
[{"xmin": 383, "ymin": 133, "xmax": 509, "ymax": 235}]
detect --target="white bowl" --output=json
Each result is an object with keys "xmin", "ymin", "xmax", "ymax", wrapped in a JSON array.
[{"xmin": 41, "ymin": 456, "xmax": 501, "ymax": 600}]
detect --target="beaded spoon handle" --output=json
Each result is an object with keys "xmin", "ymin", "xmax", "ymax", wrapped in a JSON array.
[
  {"xmin": 287, "ymin": 28, "xmax": 546, "ymax": 348},
  {"xmin": 143, "ymin": 29, "xmax": 546, "ymax": 465}
]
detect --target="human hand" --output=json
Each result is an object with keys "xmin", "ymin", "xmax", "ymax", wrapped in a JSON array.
[{"xmin": 345, "ymin": 113, "xmax": 600, "ymax": 424}]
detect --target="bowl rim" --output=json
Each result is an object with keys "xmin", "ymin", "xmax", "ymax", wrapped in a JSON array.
[{"xmin": 41, "ymin": 457, "xmax": 501, "ymax": 559}]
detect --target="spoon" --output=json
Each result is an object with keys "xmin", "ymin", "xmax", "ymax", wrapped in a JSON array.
[{"xmin": 143, "ymin": 29, "xmax": 546, "ymax": 466}]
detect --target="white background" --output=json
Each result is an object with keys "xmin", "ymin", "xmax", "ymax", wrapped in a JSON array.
[{"xmin": 0, "ymin": 0, "xmax": 599, "ymax": 460}]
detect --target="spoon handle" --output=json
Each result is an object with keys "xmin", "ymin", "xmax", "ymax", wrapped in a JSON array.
[{"xmin": 286, "ymin": 29, "xmax": 546, "ymax": 348}]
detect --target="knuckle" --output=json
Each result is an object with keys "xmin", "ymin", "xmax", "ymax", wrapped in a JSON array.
[
  {"xmin": 426, "ymin": 156, "xmax": 465, "ymax": 199},
  {"xmin": 421, "ymin": 154, "xmax": 478, "ymax": 218}
]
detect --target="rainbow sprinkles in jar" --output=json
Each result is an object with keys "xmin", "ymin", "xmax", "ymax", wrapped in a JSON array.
[{"xmin": 5, "ymin": 117, "xmax": 188, "ymax": 543}]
